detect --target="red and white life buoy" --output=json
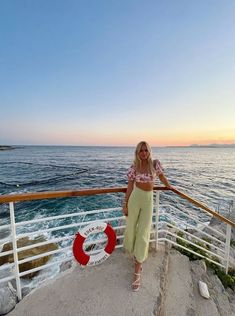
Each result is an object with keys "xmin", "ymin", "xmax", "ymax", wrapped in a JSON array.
[{"xmin": 72, "ymin": 221, "xmax": 116, "ymax": 266}]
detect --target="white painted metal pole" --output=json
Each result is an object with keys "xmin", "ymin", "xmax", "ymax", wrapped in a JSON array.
[
  {"xmin": 225, "ymin": 224, "xmax": 231, "ymax": 274},
  {"xmin": 9, "ymin": 202, "xmax": 22, "ymax": 300},
  {"xmin": 154, "ymin": 191, "xmax": 160, "ymax": 251}
]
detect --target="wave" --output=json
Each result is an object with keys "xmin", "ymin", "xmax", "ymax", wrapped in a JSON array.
[{"xmin": 0, "ymin": 162, "xmax": 89, "ymax": 187}]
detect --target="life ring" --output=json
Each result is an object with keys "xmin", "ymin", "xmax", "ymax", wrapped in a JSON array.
[{"xmin": 73, "ymin": 221, "xmax": 116, "ymax": 266}]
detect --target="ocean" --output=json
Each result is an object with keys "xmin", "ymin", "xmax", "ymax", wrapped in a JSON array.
[
  {"xmin": 0, "ymin": 145, "xmax": 235, "ymax": 223},
  {"xmin": 0, "ymin": 145, "xmax": 235, "ymax": 290}
]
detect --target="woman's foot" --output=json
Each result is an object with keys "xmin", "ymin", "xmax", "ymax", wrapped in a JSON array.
[
  {"xmin": 131, "ymin": 259, "xmax": 143, "ymax": 291},
  {"xmin": 132, "ymin": 272, "xmax": 141, "ymax": 291}
]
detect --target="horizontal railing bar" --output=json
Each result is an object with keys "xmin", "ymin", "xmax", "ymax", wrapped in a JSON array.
[
  {"xmin": 17, "ymin": 242, "xmax": 124, "ymax": 279},
  {"xmin": 0, "ymin": 275, "xmax": 15, "ymax": 284},
  {"xmin": 161, "ymin": 214, "xmax": 225, "ymax": 245},
  {"xmin": 0, "ymin": 249, "xmax": 14, "ymax": 257},
  {"xmin": 162, "ymin": 223, "xmax": 225, "ymax": 254},
  {"xmin": 161, "ymin": 229, "xmax": 225, "ymax": 260},
  {"xmin": 0, "ymin": 262, "xmax": 14, "ymax": 271},
  {"xmin": 0, "ymin": 186, "xmax": 169, "ymax": 203},
  {"xmin": 159, "ymin": 238, "xmax": 225, "ymax": 268},
  {"xmin": 0, "ymin": 224, "xmax": 11, "ymax": 231},
  {"xmin": 162, "ymin": 203, "xmax": 213, "ymax": 224},
  {"xmin": 19, "ymin": 242, "xmax": 127, "ymax": 277},
  {"xmin": 159, "ymin": 207, "xmax": 225, "ymax": 238},
  {"xmin": 17, "ymin": 228, "xmax": 139, "ymax": 265},
  {"xmin": 161, "ymin": 221, "xmax": 225, "ymax": 254},
  {"xmin": 15, "ymin": 236, "xmax": 73, "ymax": 253},
  {"xmin": 18, "ymin": 227, "xmax": 154, "ymax": 264},
  {"xmin": 171, "ymin": 187, "xmax": 235, "ymax": 227},
  {"xmin": 17, "ymin": 215, "xmax": 124, "ymax": 239},
  {"xmin": 160, "ymin": 203, "xmax": 212, "ymax": 219},
  {"xmin": 160, "ymin": 207, "xmax": 204, "ymax": 227},
  {"xmin": 0, "ymin": 222, "xmax": 126, "ymax": 259},
  {"xmin": 18, "ymin": 246, "xmax": 71, "ymax": 265},
  {"xmin": 19, "ymin": 257, "xmax": 74, "ymax": 277},
  {"xmin": 15, "ymin": 207, "xmax": 121, "ymax": 227},
  {"xmin": 1, "ymin": 186, "xmax": 233, "ymax": 227},
  {"xmin": 16, "ymin": 222, "xmax": 126, "ymax": 253}
]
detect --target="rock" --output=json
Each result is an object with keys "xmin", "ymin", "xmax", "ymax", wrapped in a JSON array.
[
  {"xmin": 207, "ymin": 268, "xmax": 234, "ymax": 316},
  {"xmin": 0, "ymin": 266, "xmax": 13, "ymax": 287},
  {"xmin": 0, "ymin": 146, "xmax": 14, "ymax": 151},
  {"xmin": 0, "ymin": 236, "xmax": 58, "ymax": 278},
  {"xmin": 59, "ymin": 260, "xmax": 72, "ymax": 273},
  {"xmin": 21, "ymin": 286, "xmax": 31, "ymax": 298},
  {"xmin": 0, "ymin": 282, "xmax": 17, "ymax": 315},
  {"xmin": 190, "ymin": 259, "xmax": 235, "ymax": 316},
  {"xmin": 198, "ymin": 280, "xmax": 210, "ymax": 299}
]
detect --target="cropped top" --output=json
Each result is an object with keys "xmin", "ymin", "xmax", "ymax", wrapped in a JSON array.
[{"xmin": 127, "ymin": 159, "xmax": 164, "ymax": 183}]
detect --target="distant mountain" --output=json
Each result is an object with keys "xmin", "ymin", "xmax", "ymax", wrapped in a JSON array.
[
  {"xmin": 164, "ymin": 143, "xmax": 235, "ymax": 148},
  {"xmin": 189, "ymin": 143, "xmax": 235, "ymax": 148}
]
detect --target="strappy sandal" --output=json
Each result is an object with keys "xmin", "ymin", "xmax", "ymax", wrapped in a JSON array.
[{"xmin": 132, "ymin": 272, "xmax": 141, "ymax": 292}]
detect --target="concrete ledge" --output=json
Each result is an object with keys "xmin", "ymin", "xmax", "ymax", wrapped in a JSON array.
[{"xmin": 8, "ymin": 247, "xmax": 166, "ymax": 316}]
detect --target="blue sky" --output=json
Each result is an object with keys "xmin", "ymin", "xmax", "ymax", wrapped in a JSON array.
[{"xmin": 1, "ymin": 1, "xmax": 235, "ymax": 146}]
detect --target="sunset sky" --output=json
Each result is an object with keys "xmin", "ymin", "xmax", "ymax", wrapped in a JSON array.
[{"xmin": 1, "ymin": 1, "xmax": 235, "ymax": 146}]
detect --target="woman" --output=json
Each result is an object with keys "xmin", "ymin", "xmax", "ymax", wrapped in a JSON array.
[{"xmin": 123, "ymin": 141, "xmax": 172, "ymax": 291}]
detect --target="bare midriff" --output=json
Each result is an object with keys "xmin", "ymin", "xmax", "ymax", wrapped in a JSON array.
[{"xmin": 136, "ymin": 181, "xmax": 154, "ymax": 191}]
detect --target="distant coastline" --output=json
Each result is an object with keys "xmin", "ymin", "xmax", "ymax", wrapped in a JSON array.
[
  {"xmin": 0, "ymin": 144, "xmax": 235, "ymax": 149},
  {"xmin": 165, "ymin": 143, "xmax": 235, "ymax": 148},
  {"xmin": 0, "ymin": 145, "xmax": 15, "ymax": 151}
]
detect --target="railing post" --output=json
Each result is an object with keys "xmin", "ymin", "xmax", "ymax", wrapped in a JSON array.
[
  {"xmin": 224, "ymin": 224, "xmax": 231, "ymax": 274},
  {"xmin": 9, "ymin": 202, "xmax": 22, "ymax": 300},
  {"xmin": 154, "ymin": 190, "xmax": 160, "ymax": 251}
]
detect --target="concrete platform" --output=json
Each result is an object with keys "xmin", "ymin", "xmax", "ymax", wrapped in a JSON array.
[{"xmin": 8, "ymin": 247, "xmax": 167, "ymax": 316}]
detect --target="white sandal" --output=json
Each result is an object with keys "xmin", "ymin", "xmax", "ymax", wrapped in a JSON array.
[{"xmin": 132, "ymin": 272, "xmax": 141, "ymax": 292}]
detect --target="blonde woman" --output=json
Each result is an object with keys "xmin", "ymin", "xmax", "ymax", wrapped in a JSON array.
[{"xmin": 123, "ymin": 141, "xmax": 172, "ymax": 291}]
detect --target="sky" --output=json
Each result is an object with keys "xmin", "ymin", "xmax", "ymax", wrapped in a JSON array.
[{"xmin": 0, "ymin": 1, "xmax": 235, "ymax": 146}]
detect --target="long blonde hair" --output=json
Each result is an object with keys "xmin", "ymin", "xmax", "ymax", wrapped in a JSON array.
[{"xmin": 133, "ymin": 141, "xmax": 156, "ymax": 175}]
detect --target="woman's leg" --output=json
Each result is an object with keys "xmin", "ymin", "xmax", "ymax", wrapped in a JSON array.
[
  {"xmin": 123, "ymin": 188, "xmax": 140, "ymax": 256},
  {"xmin": 133, "ymin": 191, "xmax": 153, "ymax": 263}
]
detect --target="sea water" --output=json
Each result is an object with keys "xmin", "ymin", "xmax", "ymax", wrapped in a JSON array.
[
  {"xmin": 0, "ymin": 146, "xmax": 234, "ymax": 289},
  {"xmin": 1, "ymin": 145, "xmax": 235, "ymax": 221}
]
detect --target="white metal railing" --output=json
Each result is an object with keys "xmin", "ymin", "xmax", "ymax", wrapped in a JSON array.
[
  {"xmin": 155, "ymin": 192, "xmax": 233, "ymax": 273},
  {"xmin": 0, "ymin": 187, "xmax": 234, "ymax": 301}
]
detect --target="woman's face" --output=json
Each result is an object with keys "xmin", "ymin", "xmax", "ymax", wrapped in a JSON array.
[{"xmin": 138, "ymin": 144, "xmax": 149, "ymax": 161}]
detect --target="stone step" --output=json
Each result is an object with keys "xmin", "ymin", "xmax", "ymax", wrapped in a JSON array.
[
  {"xmin": 164, "ymin": 249, "xmax": 235, "ymax": 316},
  {"xmin": 164, "ymin": 250, "xmax": 197, "ymax": 316},
  {"xmin": 8, "ymin": 246, "xmax": 168, "ymax": 316}
]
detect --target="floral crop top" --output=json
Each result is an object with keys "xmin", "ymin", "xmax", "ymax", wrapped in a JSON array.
[{"xmin": 127, "ymin": 159, "xmax": 164, "ymax": 183}]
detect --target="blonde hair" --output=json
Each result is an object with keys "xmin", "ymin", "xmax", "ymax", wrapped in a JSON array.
[{"xmin": 133, "ymin": 141, "xmax": 156, "ymax": 176}]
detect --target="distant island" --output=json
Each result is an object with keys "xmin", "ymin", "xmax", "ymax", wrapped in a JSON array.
[{"xmin": 0, "ymin": 145, "xmax": 15, "ymax": 150}]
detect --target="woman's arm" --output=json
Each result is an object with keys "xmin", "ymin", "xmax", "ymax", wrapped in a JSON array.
[
  {"xmin": 159, "ymin": 173, "xmax": 172, "ymax": 189},
  {"xmin": 122, "ymin": 180, "xmax": 134, "ymax": 216}
]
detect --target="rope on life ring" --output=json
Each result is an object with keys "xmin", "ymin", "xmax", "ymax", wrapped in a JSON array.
[{"xmin": 72, "ymin": 221, "xmax": 116, "ymax": 266}]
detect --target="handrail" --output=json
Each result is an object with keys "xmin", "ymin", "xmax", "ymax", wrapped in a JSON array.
[
  {"xmin": 0, "ymin": 186, "xmax": 234, "ymax": 227},
  {"xmin": 0, "ymin": 186, "xmax": 169, "ymax": 203},
  {"xmin": 0, "ymin": 185, "xmax": 234, "ymax": 301},
  {"xmin": 171, "ymin": 187, "xmax": 235, "ymax": 228}
]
